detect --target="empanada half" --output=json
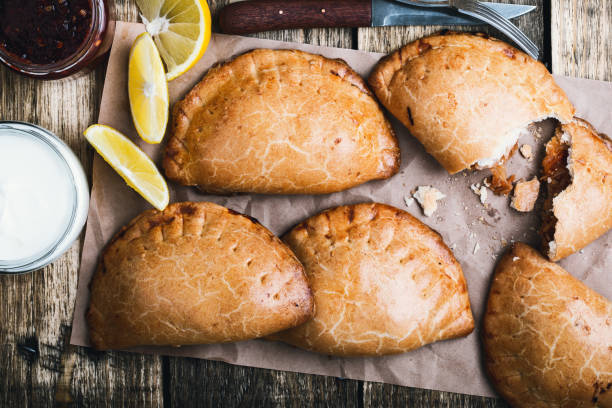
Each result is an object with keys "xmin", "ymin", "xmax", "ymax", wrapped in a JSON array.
[
  {"xmin": 483, "ymin": 243, "xmax": 612, "ymax": 408},
  {"xmin": 541, "ymin": 118, "xmax": 612, "ymax": 261},
  {"xmin": 271, "ymin": 203, "xmax": 474, "ymax": 356},
  {"xmin": 87, "ymin": 202, "xmax": 314, "ymax": 350},
  {"xmin": 163, "ymin": 49, "xmax": 400, "ymax": 194},
  {"xmin": 368, "ymin": 32, "xmax": 575, "ymax": 174}
]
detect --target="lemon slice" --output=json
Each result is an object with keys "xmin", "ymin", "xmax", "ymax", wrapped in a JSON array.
[
  {"xmin": 129, "ymin": 32, "xmax": 169, "ymax": 144},
  {"xmin": 85, "ymin": 125, "xmax": 169, "ymax": 211},
  {"xmin": 136, "ymin": 0, "xmax": 211, "ymax": 81}
]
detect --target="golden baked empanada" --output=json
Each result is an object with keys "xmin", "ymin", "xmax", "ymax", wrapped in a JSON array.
[
  {"xmin": 369, "ymin": 32, "xmax": 574, "ymax": 174},
  {"xmin": 163, "ymin": 49, "xmax": 400, "ymax": 194},
  {"xmin": 483, "ymin": 243, "xmax": 612, "ymax": 408},
  {"xmin": 87, "ymin": 202, "xmax": 314, "ymax": 350},
  {"xmin": 271, "ymin": 203, "xmax": 474, "ymax": 356},
  {"xmin": 541, "ymin": 118, "xmax": 612, "ymax": 261}
]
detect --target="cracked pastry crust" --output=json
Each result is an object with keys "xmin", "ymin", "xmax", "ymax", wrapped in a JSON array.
[
  {"xmin": 270, "ymin": 203, "xmax": 474, "ymax": 356},
  {"xmin": 541, "ymin": 118, "xmax": 612, "ymax": 261},
  {"xmin": 163, "ymin": 48, "xmax": 400, "ymax": 194},
  {"xmin": 483, "ymin": 243, "xmax": 612, "ymax": 408},
  {"xmin": 368, "ymin": 32, "xmax": 575, "ymax": 174},
  {"xmin": 87, "ymin": 202, "xmax": 314, "ymax": 350}
]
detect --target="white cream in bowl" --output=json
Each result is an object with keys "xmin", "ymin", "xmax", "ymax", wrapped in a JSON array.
[{"xmin": 0, "ymin": 122, "xmax": 88, "ymax": 273}]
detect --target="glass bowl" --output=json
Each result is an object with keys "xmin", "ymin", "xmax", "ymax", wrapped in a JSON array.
[
  {"xmin": 0, "ymin": 0, "xmax": 114, "ymax": 80},
  {"xmin": 0, "ymin": 122, "xmax": 89, "ymax": 273}
]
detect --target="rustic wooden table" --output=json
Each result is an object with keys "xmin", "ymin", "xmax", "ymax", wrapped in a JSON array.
[{"xmin": 0, "ymin": 0, "xmax": 609, "ymax": 406}]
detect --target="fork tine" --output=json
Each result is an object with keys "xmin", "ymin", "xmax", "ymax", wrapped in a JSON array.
[
  {"xmin": 473, "ymin": 3, "xmax": 535, "ymax": 45},
  {"xmin": 470, "ymin": 1, "xmax": 539, "ymax": 58},
  {"xmin": 474, "ymin": 3, "xmax": 534, "ymax": 44},
  {"xmin": 480, "ymin": 7, "xmax": 538, "ymax": 57}
]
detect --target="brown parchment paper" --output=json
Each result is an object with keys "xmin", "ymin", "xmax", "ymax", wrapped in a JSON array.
[{"xmin": 70, "ymin": 21, "xmax": 612, "ymax": 397}]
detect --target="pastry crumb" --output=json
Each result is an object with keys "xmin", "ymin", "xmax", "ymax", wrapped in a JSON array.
[
  {"xmin": 530, "ymin": 123, "xmax": 543, "ymax": 139},
  {"xmin": 561, "ymin": 131, "xmax": 571, "ymax": 144},
  {"xmin": 470, "ymin": 183, "xmax": 488, "ymax": 204},
  {"xmin": 473, "ymin": 242, "xmax": 480, "ymax": 255},
  {"xmin": 479, "ymin": 186, "xmax": 487, "ymax": 204},
  {"xmin": 519, "ymin": 144, "xmax": 533, "ymax": 160},
  {"xmin": 488, "ymin": 164, "xmax": 515, "ymax": 196},
  {"xmin": 511, "ymin": 177, "xmax": 540, "ymax": 212},
  {"xmin": 404, "ymin": 196, "xmax": 415, "ymax": 207},
  {"xmin": 413, "ymin": 186, "xmax": 445, "ymax": 217}
]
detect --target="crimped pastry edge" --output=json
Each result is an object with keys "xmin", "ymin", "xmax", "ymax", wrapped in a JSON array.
[
  {"xmin": 368, "ymin": 31, "xmax": 575, "ymax": 174},
  {"xmin": 163, "ymin": 48, "xmax": 400, "ymax": 192}
]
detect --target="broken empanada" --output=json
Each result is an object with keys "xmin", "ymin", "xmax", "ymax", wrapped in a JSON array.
[
  {"xmin": 540, "ymin": 118, "xmax": 612, "ymax": 261},
  {"xmin": 369, "ymin": 32, "xmax": 574, "ymax": 174}
]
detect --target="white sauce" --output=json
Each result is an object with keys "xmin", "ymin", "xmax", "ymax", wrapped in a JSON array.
[{"xmin": 0, "ymin": 133, "xmax": 74, "ymax": 261}]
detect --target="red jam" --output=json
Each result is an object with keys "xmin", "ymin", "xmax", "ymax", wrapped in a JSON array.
[{"xmin": 0, "ymin": 0, "xmax": 93, "ymax": 65}]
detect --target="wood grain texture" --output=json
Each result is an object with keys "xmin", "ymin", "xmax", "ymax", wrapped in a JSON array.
[
  {"xmin": 551, "ymin": 0, "xmax": 611, "ymax": 81},
  {"xmin": 0, "ymin": 0, "xmax": 164, "ymax": 407},
  {"xmin": 219, "ymin": 0, "xmax": 371, "ymax": 35},
  {"xmin": 0, "ymin": 0, "xmax": 600, "ymax": 406}
]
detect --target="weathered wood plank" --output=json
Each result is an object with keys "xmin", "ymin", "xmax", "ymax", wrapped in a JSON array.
[
  {"xmin": 363, "ymin": 382, "xmax": 510, "ymax": 408},
  {"xmin": 0, "ymin": 0, "xmax": 164, "ymax": 406},
  {"xmin": 551, "ymin": 0, "xmax": 611, "ymax": 81},
  {"xmin": 168, "ymin": 358, "xmax": 361, "ymax": 407}
]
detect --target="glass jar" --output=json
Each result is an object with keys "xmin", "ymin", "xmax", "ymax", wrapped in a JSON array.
[
  {"xmin": 0, "ymin": 0, "xmax": 114, "ymax": 80},
  {"xmin": 0, "ymin": 122, "xmax": 89, "ymax": 274}
]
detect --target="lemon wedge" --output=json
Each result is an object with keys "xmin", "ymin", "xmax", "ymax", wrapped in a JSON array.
[
  {"xmin": 136, "ymin": 0, "xmax": 211, "ymax": 81},
  {"xmin": 84, "ymin": 125, "xmax": 169, "ymax": 211},
  {"xmin": 129, "ymin": 32, "xmax": 169, "ymax": 144}
]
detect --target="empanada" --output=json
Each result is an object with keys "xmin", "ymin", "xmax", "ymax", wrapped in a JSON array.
[
  {"xmin": 369, "ymin": 32, "xmax": 574, "ymax": 174},
  {"xmin": 87, "ymin": 202, "xmax": 314, "ymax": 350},
  {"xmin": 163, "ymin": 49, "xmax": 400, "ymax": 194},
  {"xmin": 541, "ymin": 118, "xmax": 612, "ymax": 261},
  {"xmin": 483, "ymin": 243, "xmax": 612, "ymax": 408},
  {"xmin": 271, "ymin": 203, "xmax": 474, "ymax": 356}
]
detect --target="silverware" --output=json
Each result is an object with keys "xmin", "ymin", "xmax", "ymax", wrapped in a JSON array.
[
  {"xmin": 372, "ymin": 0, "xmax": 536, "ymax": 26},
  {"xmin": 218, "ymin": 0, "xmax": 537, "ymax": 36},
  {"xmin": 396, "ymin": 0, "xmax": 539, "ymax": 59}
]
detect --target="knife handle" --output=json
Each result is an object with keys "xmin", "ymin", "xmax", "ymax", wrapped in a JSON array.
[{"xmin": 218, "ymin": 0, "xmax": 372, "ymax": 35}]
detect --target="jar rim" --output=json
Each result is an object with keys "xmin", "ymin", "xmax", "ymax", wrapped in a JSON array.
[
  {"xmin": 0, "ymin": 122, "xmax": 89, "ymax": 274},
  {"xmin": 0, "ymin": 0, "xmax": 108, "ymax": 78}
]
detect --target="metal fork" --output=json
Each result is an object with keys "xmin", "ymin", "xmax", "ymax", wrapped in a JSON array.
[{"xmin": 396, "ymin": 0, "xmax": 539, "ymax": 59}]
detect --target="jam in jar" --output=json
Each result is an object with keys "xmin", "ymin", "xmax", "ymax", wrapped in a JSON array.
[{"xmin": 0, "ymin": 0, "xmax": 113, "ymax": 79}]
